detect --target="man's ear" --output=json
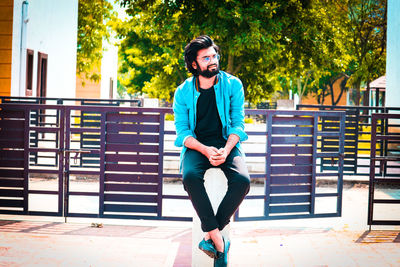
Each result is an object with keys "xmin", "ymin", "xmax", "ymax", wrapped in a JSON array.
[{"xmin": 192, "ymin": 61, "xmax": 197, "ymax": 70}]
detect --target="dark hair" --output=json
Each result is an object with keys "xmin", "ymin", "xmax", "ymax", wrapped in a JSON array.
[{"xmin": 184, "ymin": 35, "xmax": 219, "ymax": 76}]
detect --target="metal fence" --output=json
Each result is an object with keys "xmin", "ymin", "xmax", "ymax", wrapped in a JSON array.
[
  {"xmin": 297, "ymin": 104, "xmax": 400, "ymax": 176},
  {"xmin": 368, "ymin": 113, "xmax": 400, "ymax": 226},
  {"xmin": 0, "ymin": 102, "xmax": 345, "ymax": 221}
]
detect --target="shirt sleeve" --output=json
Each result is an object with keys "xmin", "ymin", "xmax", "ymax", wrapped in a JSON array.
[
  {"xmin": 173, "ymin": 87, "xmax": 194, "ymax": 147},
  {"xmin": 227, "ymin": 79, "xmax": 248, "ymax": 142}
]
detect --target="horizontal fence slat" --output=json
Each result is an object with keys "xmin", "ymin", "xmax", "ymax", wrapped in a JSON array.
[
  {"xmin": 0, "ymin": 109, "xmax": 25, "ymax": 118},
  {"xmin": 0, "ymin": 130, "xmax": 24, "ymax": 140},
  {"xmin": 0, "ymin": 170, "xmax": 24, "ymax": 178},
  {"xmin": 270, "ymin": 195, "xmax": 311, "ymax": 204},
  {"xmin": 271, "ymin": 136, "xmax": 313, "ymax": 145},
  {"xmin": 29, "ymin": 127, "xmax": 60, "ymax": 133},
  {"xmin": 272, "ymin": 116, "xmax": 313, "ymax": 125},
  {"xmin": 271, "ymin": 165, "xmax": 312, "ymax": 175},
  {"xmin": 270, "ymin": 185, "xmax": 311, "ymax": 194},
  {"xmin": 0, "ymin": 179, "xmax": 24, "ymax": 187},
  {"xmin": 106, "ymin": 144, "xmax": 159, "ymax": 153},
  {"xmin": 270, "ymin": 175, "xmax": 312, "ymax": 185},
  {"xmin": 106, "ymin": 123, "xmax": 160, "ymax": 133},
  {"xmin": 269, "ymin": 204, "xmax": 310, "ymax": 214},
  {"xmin": 0, "ymin": 189, "xmax": 24, "ymax": 197},
  {"xmin": 271, "ymin": 126, "xmax": 313, "ymax": 135},
  {"xmin": 104, "ymin": 183, "xmax": 158, "ymax": 193},
  {"xmin": 104, "ymin": 193, "xmax": 158, "ymax": 203},
  {"xmin": 104, "ymin": 204, "xmax": 157, "ymax": 213},
  {"xmin": 105, "ymin": 164, "xmax": 158, "ymax": 173},
  {"xmin": 271, "ymin": 156, "xmax": 312, "ymax": 165},
  {"xmin": 105, "ymin": 173, "xmax": 158, "ymax": 183},
  {"xmin": 106, "ymin": 113, "xmax": 161, "ymax": 123},
  {"xmin": 69, "ymin": 128, "xmax": 101, "ymax": 133},
  {"xmin": 318, "ymin": 132, "xmax": 341, "ymax": 137},
  {"xmin": 0, "ymin": 140, "xmax": 24, "ymax": 148},
  {"xmin": 271, "ymin": 146, "xmax": 313, "ymax": 155},
  {"xmin": 0, "ymin": 199, "xmax": 24, "ymax": 208},
  {"xmin": 0, "ymin": 159, "xmax": 24, "ymax": 167},
  {"xmin": 106, "ymin": 133, "xmax": 159, "ymax": 144},
  {"xmin": 105, "ymin": 153, "xmax": 159, "ymax": 163},
  {"xmin": 0, "ymin": 150, "xmax": 24, "ymax": 159},
  {"xmin": 376, "ymin": 135, "xmax": 400, "ymax": 141},
  {"xmin": 0, "ymin": 120, "xmax": 25, "ymax": 129}
]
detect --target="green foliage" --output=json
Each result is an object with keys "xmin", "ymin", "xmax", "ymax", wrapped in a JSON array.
[
  {"xmin": 117, "ymin": 0, "xmax": 286, "ymax": 103},
  {"xmin": 116, "ymin": 0, "xmax": 386, "ymax": 106},
  {"xmin": 77, "ymin": 0, "xmax": 116, "ymax": 83},
  {"xmin": 244, "ymin": 117, "xmax": 254, "ymax": 124},
  {"xmin": 341, "ymin": 0, "xmax": 387, "ymax": 105},
  {"xmin": 165, "ymin": 113, "xmax": 175, "ymax": 121}
]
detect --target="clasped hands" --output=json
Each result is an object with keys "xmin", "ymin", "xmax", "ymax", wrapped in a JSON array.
[{"xmin": 204, "ymin": 146, "xmax": 228, "ymax": 166}]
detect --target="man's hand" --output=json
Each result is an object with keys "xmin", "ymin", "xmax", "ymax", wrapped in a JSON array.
[
  {"xmin": 209, "ymin": 147, "xmax": 228, "ymax": 166},
  {"xmin": 202, "ymin": 146, "xmax": 219, "ymax": 161}
]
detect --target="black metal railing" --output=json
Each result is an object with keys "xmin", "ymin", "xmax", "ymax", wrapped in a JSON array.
[
  {"xmin": 368, "ymin": 113, "xmax": 400, "ymax": 226},
  {"xmin": 0, "ymin": 101, "xmax": 345, "ymax": 222},
  {"xmin": 297, "ymin": 104, "xmax": 400, "ymax": 176}
]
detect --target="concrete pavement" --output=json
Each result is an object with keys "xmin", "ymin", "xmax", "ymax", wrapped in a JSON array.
[{"xmin": 0, "ymin": 185, "xmax": 399, "ymax": 267}]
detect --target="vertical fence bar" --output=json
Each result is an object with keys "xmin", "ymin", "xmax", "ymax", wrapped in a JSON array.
[
  {"xmin": 157, "ymin": 111, "xmax": 165, "ymax": 218},
  {"xmin": 63, "ymin": 107, "xmax": 71, "ymax": 218},
  {"xmin": 354, "ymin": 110, "xmax": 360, "ymax": 175},
  {"xmin": 337, "ymin": 112, "xmax": 345, "ymax": 216},
  {"xmin": 99, "ymin": 112, "xmax": 106, "ymax": 217},
  {"xmin": 367, "ymin": 115, "xmax": 377, "ymax": 226},
  {"xmin": 310, "ymin": 115, "xmax": 318, "ymax": 215},
  {"xmin": 23, "ymin": 106, "xmax": 29, "ymax": 214},
  {"xmin": 264, "ymin": 111, "xmax": 272, "ymax": 217},
  {"xmin": 58, "ymin": 107, "xmax": 65, "ymax": 216}
]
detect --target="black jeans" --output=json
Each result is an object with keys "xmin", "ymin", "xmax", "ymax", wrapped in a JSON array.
[{"xmin": 182, "ymin": 145, "xmax": 250, "ymax": 232}]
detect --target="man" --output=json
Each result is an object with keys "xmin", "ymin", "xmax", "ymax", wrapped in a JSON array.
[{"xmin": 173, "ymin": 35, "xmax": 250, "ymax": 266}]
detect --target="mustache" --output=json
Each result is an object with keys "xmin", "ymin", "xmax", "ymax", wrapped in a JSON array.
[{"xmin": 208, "ymin": 64, "xmax": 218, "ymax": 68}]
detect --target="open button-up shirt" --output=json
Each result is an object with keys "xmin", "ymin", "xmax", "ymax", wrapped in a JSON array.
[{"xmin": 173, "ymin": 71, "xmax": 248, "ymax": 171}]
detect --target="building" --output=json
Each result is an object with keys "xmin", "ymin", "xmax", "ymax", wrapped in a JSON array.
[
  {"xmin": 300, "ymin": 75, "xmax": 349, "ymax": 106},
  {"xmin": 0, "ymin": 0, "xmax": 117, "ymax": 100}
]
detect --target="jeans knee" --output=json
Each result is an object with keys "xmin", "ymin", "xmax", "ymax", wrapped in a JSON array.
[
  {"xmin": 182, "ymin": 170, "xmax": 203, "ymax": 190},
  {"xmin": 234, "ymin": 174, "xmax": 251, "ymax": 194}
]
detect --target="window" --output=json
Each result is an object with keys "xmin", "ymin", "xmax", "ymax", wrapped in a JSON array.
[{"xmin": 25, "ymin": 49, "xmax": 34, "ymax": 96}]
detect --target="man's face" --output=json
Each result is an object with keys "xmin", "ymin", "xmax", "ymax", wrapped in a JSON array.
[{"xmin": 192, "ymin": 46, "xmax": 220, "ymax": 78}]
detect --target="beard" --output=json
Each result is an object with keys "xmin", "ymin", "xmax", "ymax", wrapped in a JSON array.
[{"xmin": 197, "ymin": 63, "xmax": 220, "ymax": 78}]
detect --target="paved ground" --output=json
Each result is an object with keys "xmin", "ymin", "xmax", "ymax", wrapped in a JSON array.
[{"xmin": 0, "ymin": 185, "xmax": 399, "ymax": 267}]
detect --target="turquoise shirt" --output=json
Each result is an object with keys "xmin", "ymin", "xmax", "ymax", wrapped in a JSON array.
[{"xmin": 173, "ymin": 71, "xmax": 248, "ymax": 171}]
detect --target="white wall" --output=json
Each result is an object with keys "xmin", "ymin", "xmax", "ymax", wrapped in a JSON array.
[
  {"xmin": 10, "ymin": 0, "xmax": 24, "ymax": 96},
  {"xmin": 386, "ymin": 0, "xmax": 400, "ymax": 107},
  {"xmin": 100, "ymin": 40, "xmax": 118, "ymax": 99},
  {"xmin": 11, "ymin": 0, "xmax": 78, "ymax": 98}
]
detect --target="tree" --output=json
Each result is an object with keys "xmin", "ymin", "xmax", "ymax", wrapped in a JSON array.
[
  {"xmin": 336, "ymin": 0, "xmax": 387, "ymax": 106},
  {"xmin": 273, "ymin": 0, "xmax": 355, "ymax": 104},
  {"xmin": 116, "ymin": 0, "xmax": 383, "ymax": 106},
  {"xmin": 77, "ymin": 0, "xmax": 116, "ymax": 83},
  {"xmin": 117, "ymin": 0, "xmax": 313, "ymax": 103}
]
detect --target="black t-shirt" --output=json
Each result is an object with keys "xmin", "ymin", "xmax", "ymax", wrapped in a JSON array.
[{"xmin": 195, "ymin": 86, "xmax": 225, "ymax": 146}]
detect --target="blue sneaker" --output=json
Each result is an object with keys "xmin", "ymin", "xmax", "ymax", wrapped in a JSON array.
[
  {"xmin": 198, "ymin": 238, "xmax": 218, "ymax": 258},
  {"xmin": 214, "ymin": 236, "xmax": 230, "ymax": 267}
]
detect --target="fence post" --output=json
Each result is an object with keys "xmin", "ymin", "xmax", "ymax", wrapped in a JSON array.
[{"xmin": 192, "ymin": 168, "xmax": 230, "ymax": 267}]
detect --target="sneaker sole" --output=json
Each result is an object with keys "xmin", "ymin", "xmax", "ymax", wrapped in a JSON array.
[{"xmin": 199, "ymin": 247, "xmax": 217, "ymax": 259}]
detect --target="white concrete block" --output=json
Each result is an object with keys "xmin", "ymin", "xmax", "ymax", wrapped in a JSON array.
[{"xmin": 192, "ymin": 168, "xmax": 230, "ymax": 267}]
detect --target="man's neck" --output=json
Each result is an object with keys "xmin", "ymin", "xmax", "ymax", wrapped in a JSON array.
[{"xmin": 198, "ymin": 75, "xmax": 216, "ymax": 89}]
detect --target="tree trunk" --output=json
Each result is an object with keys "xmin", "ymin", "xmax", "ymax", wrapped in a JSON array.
[
  {"xmin": 227, "ymin": 54, "xmax": 234, "ymax": 74},
  {"xmin": 297, "ymin": 78, "xmax": 302, "ymax": 105},
  {"xmin": 296, "ymin": 73, "xmax": 311, "ymax": 105},
  {"xmin": 355, "ymin": 82, "xmax": 361, "ymax": 106},
  {"xmin": 363, "ymin": 81, "xmax": 370, "ymax": 107},
  {"xmin": 333, "ymin": 76, "xmax": 349, "ymax": 106},
  {"xmin": 329, "ymin": 83, "xmax": 335, "ymax": 105}
]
